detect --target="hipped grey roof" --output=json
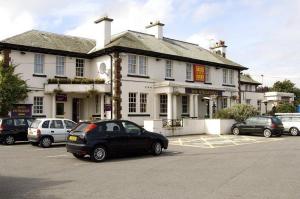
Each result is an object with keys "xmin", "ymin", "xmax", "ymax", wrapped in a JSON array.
[
  {"xmin": 240, "ymin": 74, "xmax": 261, "ymax": 85},
  {"xmin": 1, "ymin": 29, "xmax": 246, "ymax": 69}
]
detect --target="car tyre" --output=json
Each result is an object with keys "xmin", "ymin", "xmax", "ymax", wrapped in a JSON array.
[
  {"xmin": 90, "ymin": 146, "xmax": 106, "ymax": 162},
  {"xmin": 72, "ymin": 153, "xmax": 85, "ymax": 159},
  {"xmin": 289, "ymin": 127, "xmax": 299, "ymax": 136},
  {"xmin": 4, "ymin": 135, "xmax": 15, "ymax": 145},
  {"xmin": 263, "ymin": 129, "xmax": 272, "ymax": 138},
  {"xmin": 232, "ymin": 127, "xmax": 240, "ymax": 136},
  {"xmin": 40, "ymin": 137, "xmax": 52, "ymax": 148},
  {"xmin": 152, "ymin": 141, "xmax": 162, "ymax": 156}
]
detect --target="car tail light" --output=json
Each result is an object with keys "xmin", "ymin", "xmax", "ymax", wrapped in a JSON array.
[
  {"xmin": 37, "ymin": 129, "xmax": 41, "ymax": 137},
  {"xmin": 84, "ymin": 124, "xmax": 97, "ymax": 133},
  {"xmin": 271, "ymin": 123, "xmax": 277, "ymax": 128},
  {"xmin": 0, "ymin": 125, "xmax": 3, "ymax": 131}
]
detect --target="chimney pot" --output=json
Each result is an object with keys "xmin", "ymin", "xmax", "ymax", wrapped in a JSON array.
[
  {"xmin": 94, "ymin": 16, "xmax": 113, "ymax": 49},
  {"xmin": 145, "ymin": 20, "xmax": 164, "ymax": 39}
]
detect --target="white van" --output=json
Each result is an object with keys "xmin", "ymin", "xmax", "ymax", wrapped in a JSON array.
[
  {"xmin": 28, "ymin": 118, "xmax": 77, "ymax": 147},
  {"xmin": 276, "ymin": 114, "xmax": 300, "ymax": 136}
]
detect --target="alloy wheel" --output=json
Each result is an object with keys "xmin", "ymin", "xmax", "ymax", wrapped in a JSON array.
[
  {"xmin": 264, "ymin": 129, "xmax": 272, "ymax": 138},
  {"xmin": 290, "ymin": 128, "xmax": 299, "ymax": 136},
  {"xmin": 41, "ymin": 137, "xmax": 52, "ymax": 148},
  {"xmin": 92, "ymin": 147, "xmax": 106, "ymax": 162},
  {"xmin": 232, "ymin": 128, "xmax": 240, "ymax": 136},
  {"xmin": 5, "ymin": 136, "xmax": 15, "ymax": 145},
  {"xmin": 153, "ymin": 142, "xmax": 162, "ymax": 155}
]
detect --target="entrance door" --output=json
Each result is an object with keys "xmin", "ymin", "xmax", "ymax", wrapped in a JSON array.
[{"xmin": 72, "ymin": 98, "xmax": 80, "ymax": 122}]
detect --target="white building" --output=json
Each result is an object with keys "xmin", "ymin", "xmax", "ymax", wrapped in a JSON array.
[{"xmin": 0, "ymin": 17, "xmax": 248, "ymax": 125}]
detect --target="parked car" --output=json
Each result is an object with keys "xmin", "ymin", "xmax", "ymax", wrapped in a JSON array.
[
  {"xmin": 28, "ymin": 118, "xmax": 77, "ymax": 148},
  {"xmin": 0, "ymin": 117, "xmax": 34, "ymax": 145},
  {"xmin": 276, "ymin": 115, "xmax": 300, "ymax": 136},
  {"xmin": 66, "ymin": 120, "xmax": 169, "ymax": 162},
  {"xmin": 231, "ymin": 116, "xmax": 284, "ymax": 138}
]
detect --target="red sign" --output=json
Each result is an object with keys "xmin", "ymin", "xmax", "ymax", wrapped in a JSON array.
[{"xmin": 194, "ymin": 65, "xmax": 205, "ymax": 82}]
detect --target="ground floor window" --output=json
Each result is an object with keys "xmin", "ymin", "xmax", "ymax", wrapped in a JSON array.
[
  {"xmin": 140, "ymin": 93, "xmax": 147, "ymax": 113},
  {"xmin": 160, "ymin": 94, "xmax": 167, "ymax": 114},
  {"xmin": 33, "ymin": 97, "xmax": 43, "ymax": 114},
  {"xmin": 56, "ymin": 103, "xmax": 64, "ymax": 115},
  {"xmin": 95, "ymin": 95, "xmax": 99, "ymax": 113},
  {"xmin": 257, "ymin": 100, "xmax": 262, "ymax": 112},
  {"xmin": 246, "ymin": 99, "xmax": 251, "ymax": 104},
  {"xmin": 129, "ymin": 93, "xmax": 137, "ymax": 113},
  {"xmin": 182, "ymin": 96, "xmax": 189, "ymax": 114},
  {"xmin": 221, "ymin": 98, "xmax": 228, "ymax": 109}
]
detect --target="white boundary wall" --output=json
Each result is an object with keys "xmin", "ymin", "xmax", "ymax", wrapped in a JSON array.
[{"xmin": 144, "ymin": 119, "xmax": 236, "ymax": 136}]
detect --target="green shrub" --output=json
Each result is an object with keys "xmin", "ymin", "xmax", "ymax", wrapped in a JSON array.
[
  {"xmin": 276, "ymin": 103, "xmax": 296, "ymax": 113},
  {"xmin": 214, "ymin": 104, "xmax": 259, "ymax": 122}
]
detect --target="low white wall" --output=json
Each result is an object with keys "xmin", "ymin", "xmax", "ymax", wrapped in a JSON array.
[{"xmin": 144, "ymin": 119, "xmax": 236, "ymax": 136}]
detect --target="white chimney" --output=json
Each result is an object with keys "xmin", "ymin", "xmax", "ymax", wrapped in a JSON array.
[
  {"xmin": 145, "ymin": 21, "xmax": 164, "ymax": 39},
  {"xmin": 94, "ymin": 16, "xmax": 113, "ymax": 49},
  {"xmin": 210, "ymin": 40, "xmax": 227, "ymax": 58}
]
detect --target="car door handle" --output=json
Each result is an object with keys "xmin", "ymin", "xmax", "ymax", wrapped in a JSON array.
[{"xmin": 51, "ymin": 131, "xmax": 54, "ymax": 133}]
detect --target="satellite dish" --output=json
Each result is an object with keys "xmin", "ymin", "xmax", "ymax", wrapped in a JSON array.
[{"xmin": 99, "ymin": 63, "xmax": 106, "ymax": 74}]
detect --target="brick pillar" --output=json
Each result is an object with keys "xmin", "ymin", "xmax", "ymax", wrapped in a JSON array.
[
  {"xmin": 112, "ymin": 52, "xmax": 122, "ymax": 119},
  {"xmin": 2, "ymin": 49, "xmax": 11, "ymax": 68}
]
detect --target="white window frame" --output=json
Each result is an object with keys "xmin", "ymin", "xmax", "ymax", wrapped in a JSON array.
[
  {"xmin": 33, "ymin": 96, "xmax": 43, "ymax": 114},
  {"xmin": 221, "ymin": 98, "xmax": 228, "ymax": 109},
  {"xmin": 246, "ymin": 99, "xmax": 251, "ymax": 104},
  {"xmin": 140, "ymin": 93, "xmax": 148, "ymax": 113},
  {"xmin": 186, "ymin": 63, "xmax": 193, "ymax": 81},
  {"xmin": 229, "ymin": 69, "xmax": 234, "ymax": 85},
  {"xmin": 128, "ymin": 55, "xmax": 148, "ymax": 76},
  {"xmin": 223, "ymin": 69, "xmax": 234, "ymax": 85},
  {"xmin": 34, "ymin": 54, "xmax": 44, "ymax": 74},
  {"xmin": 128, "ymin": 55, "xmax": 137, "ymax": 75},
  {"xmin": 223, "ymin": 69, "xmax": 228, "ymax": 84},
  {"xmin": 165, "ymin": 60, "xmax": 173, "ymax": 79},
  {"xmin": 160, "ymin": 94, "xmax": 168, "ymax": 114},
  {"xmin": 182, "ymin": 95, "xmax": 189, "ymax": 114},
  {"xmin": 76, "ymin": 58, "xmax": 84, "ymax": 77},
  {"xmin": 128, "ymin": 93, "xmax": 137, "ymax": 113},
  {"xmin": 138, "ymin": 56, "xmax": 148, "ymax": 76},
  {"xmin": 205, "ymin": 66, "xmax": 211, "ymax": 83},
  {"xmin": 56, "ymin": 56, "xmax": 65, "ymax": 76}
]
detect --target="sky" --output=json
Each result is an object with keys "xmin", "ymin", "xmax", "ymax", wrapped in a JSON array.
[{"xmin": 1, "ymin": 0, "xmax": 300, "ymax": 87}]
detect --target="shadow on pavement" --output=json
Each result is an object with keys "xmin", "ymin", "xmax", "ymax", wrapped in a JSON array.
[{"xmin": 0, "ymin": 175, "xmax": 72, "ymax": 199}]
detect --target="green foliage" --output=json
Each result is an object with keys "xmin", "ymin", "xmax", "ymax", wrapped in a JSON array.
[
  {"xmin": 214, "ymin": 104, "xmax": 259, "ymax": 122},
  {"xmin": 272, "ymin": 80, "xmax": 295, "ymax": 93},
  {"xmin": 276, "ymin": 103, "xmax": 296, "ymax": 113},
  {"xmin": 0, "ymin": 61, "xmax": 28, "ymax": 116},
  {"xmin": 48, "ymin": 78, "xmax": 105, "ymax": 84}
]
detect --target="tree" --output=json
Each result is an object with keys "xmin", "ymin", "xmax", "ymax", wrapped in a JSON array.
[
  {"xmin": 272, "ymin": 80, "xmax": 295, "ymax": 93},
  {"xmin": 0, "ymin": 61, "xmax": 28, "ymax": 116},
  {"xmin": 276, "ymin": 103, "xmax": 296, "ymax": 113}
]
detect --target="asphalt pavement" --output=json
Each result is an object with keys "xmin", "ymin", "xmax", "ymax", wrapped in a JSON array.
[{"xmin": 1, "ymin": 135, "xmax": 300, "ymax": 199}]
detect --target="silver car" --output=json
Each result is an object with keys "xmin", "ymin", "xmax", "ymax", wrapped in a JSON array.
[
  {"xmin": 28, "ymin": 118, "xmax": 77, "ymax": 147},
  {"xmin": 276, "ymin": 115, "xmax": 300, "ymax": 136}
]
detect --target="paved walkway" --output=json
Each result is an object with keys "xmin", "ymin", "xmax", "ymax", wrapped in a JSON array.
[{"xmin": 169, "ymin": 134, "xmax": 284, "ymax": 148}]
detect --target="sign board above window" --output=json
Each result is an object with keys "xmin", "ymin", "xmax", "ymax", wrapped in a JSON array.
[
  {"xmin": 11, "ymin": 104, "xmax": 32, "ymax": 117},
  {"xmin": 56, "ymin": 94, "xmax": 67, "ymax": 102},
  {"xmin": 185, "ymin": 88, "xmax": 222, "ymax": 96},
  {"xmin": 193, "ymin": 65, "xmax": 205, "ymax": 82}
]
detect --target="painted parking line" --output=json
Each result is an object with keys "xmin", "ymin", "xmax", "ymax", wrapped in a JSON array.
[{"xmin": 47, "ymin": 154, "xmax": 69, "ymax": 158}]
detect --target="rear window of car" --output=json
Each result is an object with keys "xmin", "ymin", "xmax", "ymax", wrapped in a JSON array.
[
  {"xmin": 272, "ymin": 117, "xmax": 283, "ymax": 124},
  {"xmin": 72, "ymin": 123, "xmax": 90, "ymax": 132},
  {"xmin": 3, "ymin": 119, "xmax": 14, "ymax": 126},
  {"xmin": 14, "ymin": 119, "xmax": 27, "ymax": 126},
  {"xmin": 31, "ymin": 120, "xmax": 42, "ymax": 128}
]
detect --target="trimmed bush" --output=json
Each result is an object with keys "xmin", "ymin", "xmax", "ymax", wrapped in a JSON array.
[
  {"xmin": 276, "ymin": 103, "xmax": 296, "ymax": 113},
  {"xmin": 214, "ymin": 104, "xmax": 259, "ymax": 122}
]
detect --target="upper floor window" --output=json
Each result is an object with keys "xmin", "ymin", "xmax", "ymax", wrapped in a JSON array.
[
  {"xmin": 205, "ymin": 66, "xmax": 211, "ymax": 83},
  {"xmin": 34, "ymin": 54, "xmax": 44, "ymax": 74},
  {"xmin": 76, "ymin": 59, "xmax": 84, "ymax": 77},
  {"xmin": 165, "ymin": 60, "xmax": 173, "ymax": 79},
  {"xmin": 223, "ymin": 69, "xmax": 234, "ymax": 85},
  {"xmin": 56, "ymin": 56, "xmax": 65, "ymax": 76},
  {"xmin": 186, "ymin": 63, "xmax": 192, "ymax": 81},
  {"xmin": 128, "ymin": 55, "xmax": 148, "ymax": 76}
]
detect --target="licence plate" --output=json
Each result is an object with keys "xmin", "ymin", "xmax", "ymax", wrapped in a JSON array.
[{"xmin": 69, "ymin": 136, "xmax": 77, "ymax": 141}]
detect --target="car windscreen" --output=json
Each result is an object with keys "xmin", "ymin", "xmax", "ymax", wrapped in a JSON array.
[
  {"xmin": 30, "ymin": 120, "xmax": 42, "ymax": 128},
  {"xmin": 72, "ymin": 123, "xmax": 90, "ymax": 132},
  {"xmin": 272, "ymin": 117, "xmax": 282, "ymax": 124}
]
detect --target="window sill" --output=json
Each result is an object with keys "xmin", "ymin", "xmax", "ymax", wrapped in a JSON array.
[
  {"xmin": 204, "ymin": 82, "xmax": 212, "ymax": 85},
  {"xmin": 128, "ymin": 114, "xmax": 151, "ymax": 117},
  {"xmin": 222, "ymin": 84, "xmax": 235, "ymax": 87},
  {"xmin": 55, "ymin": 76, "xmax": 68, "ymax": 79},
  {"xmin": 165, "ymin": 78, "xmax": 175, "ymax": 81},
  {"xmin": 159, "ymin": 114, "xmax": 167, "ymax": 117},
  {"xmin": 33, "ymin": 74, "xmax": 47, "ymax": 78},
  {"xmin": 181, "ymin": 114, "xmax": 190, "ymax": 117},
  {"xmin": 127, "ymin": 74, "xmax": 150, "ymax": 79},
  {"xmin": 185, "ymin": 80, "xmax": 194, "ymax": 83}
]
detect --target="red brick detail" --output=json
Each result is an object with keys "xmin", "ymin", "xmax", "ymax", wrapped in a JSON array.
[
  {"xmin": 3, "ymin": 49, "xmax": 11, "ymax": 67},
  {"xmin": 113, "ymin": 52, "xmax": 122, "ymax": 119}
]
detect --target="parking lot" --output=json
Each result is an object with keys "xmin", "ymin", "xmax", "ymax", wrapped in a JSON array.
[{"xmin": 1, "ymin": 135, "xmax": 300, "ymax": 199}]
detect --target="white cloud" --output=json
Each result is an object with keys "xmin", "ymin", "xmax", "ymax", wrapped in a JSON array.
[
  {"xmin": 187, "ymin": 31, "xmax": 218, "ymax": 49},
  {"xmin": 193, "ymin": 2, "xmax": 223, "ymax": 22}
]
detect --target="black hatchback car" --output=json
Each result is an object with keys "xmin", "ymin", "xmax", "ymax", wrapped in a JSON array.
[
  {"xmin": 231, "ymin": 116, "xmax": 284, "ymax": 138},
  {"xmin": 66, "ymin": 120, "xmax": 168, "ymax": 162},
  {"xmin": 0, "ymin": 117, "xmax": 34, "ymax": 144}
]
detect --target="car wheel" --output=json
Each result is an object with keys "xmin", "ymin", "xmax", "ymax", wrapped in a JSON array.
[
  {"xmin": 40, "ymin": 137, "xmax": 52, "ymax": 148},
  {"xmin": 152, "ymin": 141, "xmax": 162, "ymax": 156},
  {"xmin": 30, "ymin": 142, "xmax": 39, "ymax": 146},
  {"xmin": 72, "ymin": 153, "xmax": 85, "ymax": 159},
  {"xmin": 90, "ymin": 146, "xmax": 106, "ymax": 162},
  {"xmin": 263, "ymin": 129, "xmax": 272, "ymax": 138},
  {"xmin": 4, "ymin": 135, "xmax": 15, "ymax": 145},
  {"xmin": 232, "ymin": 127, "xmax": 240, "ymax": 136},
  {"xmin": 289, "ymin": 127, "xmax": 299, "ymax": 136}
]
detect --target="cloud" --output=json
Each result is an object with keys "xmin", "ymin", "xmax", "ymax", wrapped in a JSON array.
[{"xmin": 193, "ymin": 2, "xmax": 223, "ymax": 22}]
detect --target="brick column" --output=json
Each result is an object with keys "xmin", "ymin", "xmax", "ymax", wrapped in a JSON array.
[
  {"xmin": 112, "ymin": 52, "xmax": 122, "ymax": 119},
  {"xmin": 3, "ymin": 49, "xmax": 11, "ymax": 68}
]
